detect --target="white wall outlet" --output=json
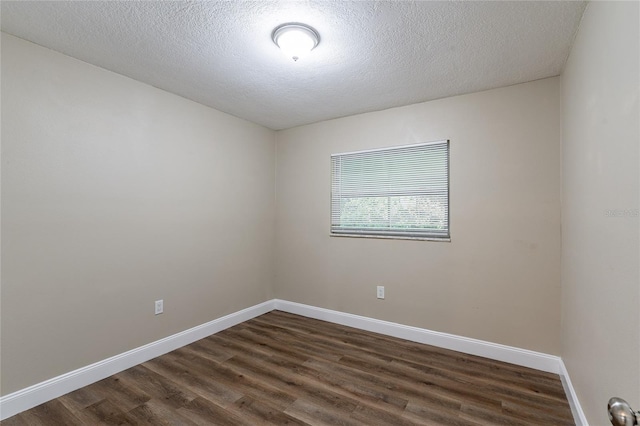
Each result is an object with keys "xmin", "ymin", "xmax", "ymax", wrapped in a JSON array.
[
  {"xmin": 155, "ymin": 299, "xmax": 163, "ymax": 315},
  {"xmin": 377, "ymin": 286, "xmax": 385, "ymax": 299}
]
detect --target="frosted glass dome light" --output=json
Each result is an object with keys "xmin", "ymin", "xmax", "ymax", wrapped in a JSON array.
[{"xmin": 272, "ymin": 23, "xmax": 320, "ymax": 62}]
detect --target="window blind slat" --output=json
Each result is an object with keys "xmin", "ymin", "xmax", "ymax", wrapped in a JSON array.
[{"xmin": 331, "ymin": 140, "xmax": 449, "ymax": 239}]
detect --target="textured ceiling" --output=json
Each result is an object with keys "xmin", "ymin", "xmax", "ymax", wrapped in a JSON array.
[{"xmin": 1, "ymin": 1, "xmax": 586, "ymax": 130}]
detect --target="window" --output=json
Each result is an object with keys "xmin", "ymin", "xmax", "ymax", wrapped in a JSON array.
[{"xmin": 331, "ymin": 140, "xmax": 449, "ymax": 240}]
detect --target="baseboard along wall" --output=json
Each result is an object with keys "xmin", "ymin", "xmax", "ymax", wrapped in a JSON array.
[
  {"xmin": 0, "ymin": 299, "xmax": 587, "ymax": 425},
  {"xmin": 0, "ymin": 300, "xmax": 275, "ymax": 421},
  {"xmin": 559, "ymin": 359, "xmax": 589, "ymax": 426}
]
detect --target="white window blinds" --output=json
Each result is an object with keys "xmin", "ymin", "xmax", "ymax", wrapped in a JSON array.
[{"xmin": 331, "ymin": 140, "xmax": 449, "ymax": 239}]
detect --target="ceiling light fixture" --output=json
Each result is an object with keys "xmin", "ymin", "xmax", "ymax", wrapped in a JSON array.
[{"xmin": 272, "ymin": 23, "xmax": 320, "ymax": 62}]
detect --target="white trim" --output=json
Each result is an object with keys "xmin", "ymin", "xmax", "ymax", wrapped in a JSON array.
[
  {"xmin": 2, "ymin": 299, "xmax": 583, "ymax": 423},
  {"xmin": 273, "ymin": 299, "xmax": 562, "ymax": 374},
  {"xmin": 559, "ymin": 359, "xmax": 589, "ymax": 426},
  {"xmin": 0, "ymin": 300, "xmax": 275, "ymax": 421},
  {"xmin": 329, "ymin": 233, "xmax": 451, "ymax": 242}
]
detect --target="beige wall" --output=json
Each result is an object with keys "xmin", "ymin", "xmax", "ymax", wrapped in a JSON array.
[
  {"xmin": 0, "ymin": 34, "xmax": 276, "ymax": 395},
  {"xmin": 561, "ymin": 2, "xmax": 640, "ymax": 424},
  {"xmin": 275, "ymin": 77, "xmax": 562, "ymax": 354}
]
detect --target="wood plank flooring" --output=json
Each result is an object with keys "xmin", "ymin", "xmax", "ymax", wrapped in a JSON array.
[{"xmin": 1, "ymin": 311, "xmax": 574, "ymax": 425}]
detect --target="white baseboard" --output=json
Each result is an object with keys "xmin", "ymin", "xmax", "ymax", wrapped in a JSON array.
[
  {"xmin": 0, "ymin": 300, "xmax": 276, "ymax": 421},
  {"xmin": 559, "ymin": 359, "xmax": 589, "ymax": 426},
  {"xmin": 2, "ymin": 298, "xmax": 582, "ymax": 423},
  {"xmin": 273, "ymin": 299, "xmax": 562, "ymax": 374}
]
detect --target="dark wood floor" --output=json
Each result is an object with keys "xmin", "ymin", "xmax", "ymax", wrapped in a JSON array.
[{"xmin": 2, "ymin": 310, "xmax": 574, "ymax": 425}]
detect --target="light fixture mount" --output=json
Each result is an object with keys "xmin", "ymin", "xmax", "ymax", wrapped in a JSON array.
[{"xmin": 272, "ymin": 22, "xmax": 320, "ymax": 62}]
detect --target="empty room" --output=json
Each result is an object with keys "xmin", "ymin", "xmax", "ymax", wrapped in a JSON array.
[{"xmin": 1, "ymin": 1, "xmax": 638, "ymax": 425}]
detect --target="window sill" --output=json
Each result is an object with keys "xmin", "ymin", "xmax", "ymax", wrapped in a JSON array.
[{"xmin": 329, "ymin": 233, "xmax": 451, "ymax": 242}]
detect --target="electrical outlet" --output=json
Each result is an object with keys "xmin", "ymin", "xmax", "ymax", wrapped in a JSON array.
[
  {"xmin": 155, "ymin": 299, "xmax": 163, "ymax": 315},
  {"xmin": 377, "ymin": 286, "xmax": 385, "ymax": 299}
]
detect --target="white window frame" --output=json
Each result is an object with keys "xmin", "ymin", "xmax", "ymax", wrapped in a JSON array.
[{"xmin": 330, "ymin": 140, "xmax": 450, "ymax": 241}]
